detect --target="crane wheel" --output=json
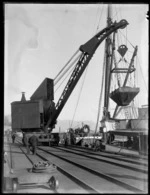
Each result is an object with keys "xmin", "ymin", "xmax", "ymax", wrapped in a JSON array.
[{"xmin": 48, "ymin": 176, "xmax": 59, "ymax": 190}]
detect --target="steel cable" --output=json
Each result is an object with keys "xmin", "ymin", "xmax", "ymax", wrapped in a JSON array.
[{"xmin": 54, "ymin": 49, "xmax": 80, "ymax": 84}]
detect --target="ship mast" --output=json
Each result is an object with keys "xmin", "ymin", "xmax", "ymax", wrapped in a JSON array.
[
  {"xmin": 103, "ymin": 4, "xmax": 113, "ymax": 119},
  {"xmin": 103, "ymin": 4, "xmax": 139, "ymax": 121}
]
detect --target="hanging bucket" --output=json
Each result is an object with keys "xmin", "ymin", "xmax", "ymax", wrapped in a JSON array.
[{"xmin": 110, "ymin": 87, "xmax": 140, "ymax": 106}]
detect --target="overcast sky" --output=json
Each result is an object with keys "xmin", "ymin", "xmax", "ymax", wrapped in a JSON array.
[{"xmin": 4, "ymin": 3, "xmax": 148, "ymax": 125}]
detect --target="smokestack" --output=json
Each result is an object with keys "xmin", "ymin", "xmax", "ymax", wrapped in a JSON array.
[{"xmin": 21, "ymin": 92, "xmax": 26, "ymax": 102}]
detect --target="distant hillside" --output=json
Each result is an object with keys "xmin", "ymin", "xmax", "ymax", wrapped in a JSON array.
[{"xmin": 4, "ymin": 115, "xmax": 97, "ymax": 133}]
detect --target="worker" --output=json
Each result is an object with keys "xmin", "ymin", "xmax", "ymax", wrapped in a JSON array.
[
  {"xmin": 64, "ymin": 137, "xmax": 68, "ymax": 147},
  {"xmin": 64, "ymin": 134, "xmax": 68, "ymax": 147},
  {"xmin": 126, "ymin": 136, "xmax": 133, "ymax": 149},
  {"xmin": 132, "ymin": 136, "xmax": 139, "ymax": 150},
  {"xmin": 12, "ymin": 133, "xmax": 16, "ymax": 143},
  {"xmin": 23, "ymin": 133, "xmax": 30, "ymax": 154},
  {"xmin": 29, "ymin": 133, "xmax": 38, "ymax": 155},
  {"xmin": 84, "ymin": 142, "xmax": 89, "ymax": 147},
  {"xmin": 94, "ymin": 140, "xmax": 102, "ymax": 151}
]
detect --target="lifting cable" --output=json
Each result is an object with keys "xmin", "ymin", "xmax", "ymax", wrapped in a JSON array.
[
  {"xmin": 54, "ymin": 49, "xmax": 79, "ymax": 81},
  {"xmin": 112, "ymin": 6, "xmax": 118, "ymax": 19},
  {"xmin": 118, "ymin": 30, "xmax": 135, "ymax": 49},
  {"xmin": 54, "ymin": 51, "xmax": 82, "ymax": 86},
  {"xmin": 92, "ymin": 5, "xmax": 107, "ymax": 141},
  {"xmin": 54, "ymin": 65, "xmax": 75, "ymax": 93},
  {"xmin": 113, "ymin": 53, "xmax": 121, "ymax": 87},
  {"xmin": 137, "ymin": 56, "xmax": 148, "ymax": 93},
  {"xmin": 54, "ymin": 49, "xmax": 80, "ymax": 85},
  {"xmin": 69, "ymin": 67, "xmax": 88, "ymax": 128},
  {"xmin": 69, "ymin": 5, "xmax": 105, "ymax": 129},
  {"xmin": 95, "ymin": 4, "xmax": 104, "ymax": 32},
  {"xmin": 93, "ymin": 4, "xmax": 123, "ymax": 141},
  {"xmin": 93, "ymin": 42, "xmax": 106, "ymax": 142},
  {"xmin": 131, "ymin": 101, "xmax": 138, "ymax": 119},
  {"xmin": 112, "ymin": 6, "xmax": 137, "ymax": 120},
  {"xmin": 134, "ymin": 56, "xmax": 148, "ymax": 113},
  {"xmin": 134, "ymin": 57, "xmax": 137, "ymax": 87},
  {"xmin": 92, "ymin": 5, "xmax": 101, "ymax": 34}
]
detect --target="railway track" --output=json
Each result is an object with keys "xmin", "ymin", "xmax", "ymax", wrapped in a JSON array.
[
  {"xmin": 11, "ymin": 137, "xmax": 148, "ymax": 193},
  {"xmin": 14, "ymin": 139, "xmax": 97, "ymax": 193},
  {"xmin": 65, "ymin": 145, "xmax": 148, "ymax": 166},
  {"xmin": 54, "ymin": 145, "xmax": 148, "ymax": 173}
]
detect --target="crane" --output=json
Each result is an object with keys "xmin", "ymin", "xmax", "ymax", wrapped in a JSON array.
[
  {"xmin": 45, "ymin": 19, "xmax": 128, "ymax": 132},
  {"xmin": 11, "ymin": 19, "xmax": 128, "ymax": 147}
]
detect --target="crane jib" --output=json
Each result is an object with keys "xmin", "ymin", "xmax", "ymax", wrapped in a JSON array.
[
  {"xmin": 45, "ymin": 19, "xmax": 128, "ymax": 131},
  {"xmin": 79, "ymin": 20, "xmax": 128, "ymax": 55}
]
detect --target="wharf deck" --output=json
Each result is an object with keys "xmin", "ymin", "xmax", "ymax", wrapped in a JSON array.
[
  {"xmin": 3, "ymin": 135, "xmax": 148, "ymax": 194},
  {"xmin": 3, "ymin": 137, "xmax": 88, "ymax": 193},
  {"xmin": 3, "ymin": 137, "xmax": 58, "ymax": 193}
]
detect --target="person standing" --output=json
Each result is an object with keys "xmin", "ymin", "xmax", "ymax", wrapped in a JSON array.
[
  {"xmin": 23, "ymin": 133, "xmax": 30, "ymax": 154},
  {"xmin": 126, "ymin": 136, "xmax": 133, "ymax": 149},
  {"xmin": 94, "ymin": 139, "xmax": 102, "ymax": 151},
  {"xmin": 12, "ymin": 133, "xmax": 16, "ymax": 143},
  {"xmin": 29, "ymin": 133, "xmax": 38, "ymax": 155}
]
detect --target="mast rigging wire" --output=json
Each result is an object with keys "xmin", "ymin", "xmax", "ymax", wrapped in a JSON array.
[
  {"xmin": 137, "ymin": 56, "xmax": 148, "ymax": 92},
  {"xmin": 54, "ymin": 65, "xmax": 75, "ymax": 93},
  {"xmin": 93, "ymin": 42, "xmax": 106, "ymax": 143},
  {"xmin": 92, "ymin": 5, "xmax": 101, "ymax": 34},
  {"xmin": 54, "ymin": 51, "xmax": 82, "ymax": 86},
  {"xmin": 69, "ymin": 4, "xmax": 105, "ymax": 130},
  {"xmin": 69, "ymin": 66, "xmax": 89, "ymax": 128},
  {"xmin": 118, "ymin": 30, "xmax": 135, "ymax": 49},
  {"xmin": 54, "ymin": 49, "xmax": 80, "ymax": 82},
  {"xmin": 96, "ymin": 5, "xmax": 104, "ymax": 32}
]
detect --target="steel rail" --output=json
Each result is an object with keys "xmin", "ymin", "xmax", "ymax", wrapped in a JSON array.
[
  {"xmin": 38, "ymin": 147, "xmax": 144, "ymax": 193},
  {"xmin": 15, "ymin": 142, "xmax": 58, "ymax": 193},
  {"xmin": 16, "ymin": 138, "xmax": 146, "ymax": 193},
  {"xmin": 65, "ymin": 145, "xmax": 148, "ymax": 166},
  {"xmin": 15, "ymin": 139, "xmax": 98, "ymax": 193},
  {"xmin": 16, "ymin": 136, "xmax": 147, "ymax": 165},
  {"xmin": 36, "ymin": 152, "xmax": 99, "ymax": 194},
  {"xmin": 54, "ymin": 146, "xmax": 147, "ymax": 174},
  {"xmin": 16, "ymin": 140, "xmax": 34, "ymax": 165}
]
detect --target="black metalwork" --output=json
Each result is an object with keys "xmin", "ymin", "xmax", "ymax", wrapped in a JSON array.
[{"xmin": 45, "ymin": 19, "xmax": 129, "ymax": 131}]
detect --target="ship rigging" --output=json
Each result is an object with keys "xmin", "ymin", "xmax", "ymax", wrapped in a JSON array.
[{"xmin": 97, "ymin": 4, "xmax": 148, "ymax": 155}]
